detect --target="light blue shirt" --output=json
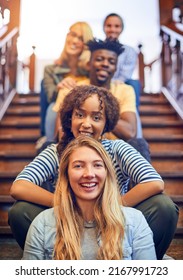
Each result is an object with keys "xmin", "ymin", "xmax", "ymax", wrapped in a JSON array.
[
  {"xmin": 112, "ymin": 44, "xmax": 138, "ymax": 82},
  {"xmin": 22, "ymin": 207, "xmax": 157, "ymax": 260}
]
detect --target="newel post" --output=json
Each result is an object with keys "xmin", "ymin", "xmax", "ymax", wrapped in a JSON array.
[{"xmin": 29, "ymin": 46, "xmax": 36, "ymax": 92}]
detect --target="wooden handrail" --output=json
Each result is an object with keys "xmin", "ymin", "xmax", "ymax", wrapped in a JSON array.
[
  {"xmin": 0, "ymin": 27, "xmax": 19, "ymax": 48},
  {"xmin": 161, "ymin": 22, "xmax": 183, "ymax": 40}
]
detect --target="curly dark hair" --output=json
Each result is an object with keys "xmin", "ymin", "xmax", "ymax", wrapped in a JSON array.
[
  {"xmin": 87, "ymin": 38, "xmax": 124, "ymax": 56},
  {"xmin": 57, "ymin": 85, "xmax": 120, "ymax": 157}
]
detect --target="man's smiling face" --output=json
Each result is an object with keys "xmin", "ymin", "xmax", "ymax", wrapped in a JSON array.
[{"xmin": 89, "ymin": 49, "xmax": 117, "ymax": 87}]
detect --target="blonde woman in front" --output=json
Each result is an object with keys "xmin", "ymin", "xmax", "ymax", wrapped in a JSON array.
[{"xmin": 23, "ymin": 136, "xmax": 156, "ymax": 260}]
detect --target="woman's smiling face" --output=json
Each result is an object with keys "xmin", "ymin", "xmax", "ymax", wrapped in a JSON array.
[
  {"xmin": 104, "ymin": 15, "xmax": 123, "ymax": 39},
  {"xmin": 68, "ymin": 146, "xmax": 107, "ymax": 204},
  {"xmin": 65, "ymin": 24, "xmax": 84, "ymax": 56},
  {"xmin": 71, "ymin": 94, "xmax": 106, "ymax": 140}
]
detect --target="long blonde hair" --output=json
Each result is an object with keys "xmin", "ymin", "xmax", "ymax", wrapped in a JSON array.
[
  {"xmin": 58, "ymin": 21, "xmax": 93, "ymax": 70},
  {"xmin": 54, "ymin": 136, "xmax": 125, "ymax": 259}
]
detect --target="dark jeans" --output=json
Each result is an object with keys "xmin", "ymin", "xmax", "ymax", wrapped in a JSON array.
[
  {"xmin": 135, "ymin": 193, "xmax": 179, "ymax": 259},
  {"xmin": 40, "ymin": 80, "xmax": 49, "ymax": 137},
  {"xmin": 8, "ymin": 193, "xmax": 179, "ymax": 259}
]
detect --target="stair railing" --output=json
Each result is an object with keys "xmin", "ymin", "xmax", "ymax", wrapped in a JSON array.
[
  {"xmin": 18, "ymin": 46, "xmax": 36, "ymax": 93},
  {"xmin": 160, "ymin": 21, "xmax": 183, "ymax": 119},
  {"xmin": 0, "ymin": 27, "xmax": 19, "ymax": 120},
  {"xmin": 138, "ymin": 44, "xmax": 160, "ymax": 93}
]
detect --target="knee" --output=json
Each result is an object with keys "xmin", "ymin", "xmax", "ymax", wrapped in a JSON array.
[
  {"xmin": 9, "ymin": 201, "xmax": 48, "ymax": 226},
  {"xmin": 147, "ymin": 194, "xmax": 179, "ymax": 223},
  {"xmin": 8, "ymin": 201, "xmax": 29, "ymax": 224},
  {"xmin": 136, "ymin": 193, "xmax": 179, "ymax": 224}
]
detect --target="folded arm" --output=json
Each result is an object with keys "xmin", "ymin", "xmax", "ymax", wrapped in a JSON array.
[
  {"xmin": 121, "ymin": 180, "xmax": 164, "ymax": 207},
  {"xmin": 112, "ymin": 111, "xmax": 137, "ymax": 140},
  {"xmin": 10, "ymin": 180, "xmax": 54, "ymax": 207}
]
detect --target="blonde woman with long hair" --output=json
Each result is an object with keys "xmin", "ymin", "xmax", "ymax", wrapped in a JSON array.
[
  {"xmin": 23, "ymin": 136, "xmax": 156, "ymax": 260},
  {"xmin": 39, "ymin": 21, "xmax": 93, "ymax": 143},
  {"xmin": 55, "ymin": 21, "xmax": 93, "ymax": 71}
]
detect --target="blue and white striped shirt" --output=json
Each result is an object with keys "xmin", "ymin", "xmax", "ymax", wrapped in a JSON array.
[{"xmin": 15, "ymin": 139, "xmax": 162, "ymax": 195}]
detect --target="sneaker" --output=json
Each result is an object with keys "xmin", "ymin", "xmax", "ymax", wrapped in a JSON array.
[{"xmin": 163, "ymin": 254, "xmax": 174, "ymax": 260}]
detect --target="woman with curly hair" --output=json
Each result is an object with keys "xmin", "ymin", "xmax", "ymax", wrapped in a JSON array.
[{"xmin": 23, "ymin": 136, "xmax": 156, "ymax": 260}]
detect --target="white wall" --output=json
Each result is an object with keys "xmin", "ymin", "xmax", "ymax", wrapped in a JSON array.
[{"xmin": 17, "ymin": 0, "xmax": 161, "ymax": 92}]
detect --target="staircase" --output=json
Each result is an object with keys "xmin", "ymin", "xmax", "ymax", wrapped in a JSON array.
[
  {"xmin": 140, "ymin": 93, "xmax": 183, "ymax": 238},
  {"xmin": 0, "ymin": 91, "xmax": 183, "ymax": 258},
  {"xmin": 0, "ymin": 92, "xmax": 40, "ymax": 233}
]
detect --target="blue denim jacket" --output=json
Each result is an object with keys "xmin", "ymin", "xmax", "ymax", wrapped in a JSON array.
[{"xmin": 22, "ymin": 207, "xmax": 156, "ymax": 260}]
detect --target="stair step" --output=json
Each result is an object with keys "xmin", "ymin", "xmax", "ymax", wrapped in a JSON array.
[
  {"xmin": 140, "ymin": 104, "xmax": 175, "ymax": 113},
  {"xmin": 0, "ymin": 133, "xmax": 39, "ymax": 142},
  {"xmin": 14, "ymin": 92, "xmax": 39, "ymax": 98},
  {"xmin": 151, "ymin": 151, "xmax": 183, "ymax": 159},
  {"xmin": 6, "ymin": 106, "xmax": 40, "ymax": 116},
  {"xmin": 145, "ymin": 134, "xmax": 183, "ymax": 142},
  {"xmin": 0, "ymin": 128, "xmax": 40, "ymax": 139},
  {"xmin": 0, "ymin": 160, "xmax": 32, "ymax": 179},
  {"xmin": 141, "ymin": 114, "xmax": 179, "ymax": 122},
  {"xmin": 161, "ymin": 172, "xmax": 183, "ymax": 179},
  {"xmin": 143, "ymin": 127, "xmax": 183, "ymax": 137},
  {"xmin": 142, "ymin": 120, "xmax": 183, "ymax": 128},
  {"xmin": 12, "ymin": 94, "xmax": 40, "ymax": 106},
  {"xmin": 140, "ymin": 92, "xmax": 169, "ymax": 100},
  {"xmin": 18, "ymin": 92, "xmax": 39, "ymax": 96},
  {"xmin": 171, "ymin": 195, "xmax": 183, "ymax": 203},
  {"xmin": 140, "ymin": 98, "xmax": 169, "ymax": 105},
  {"xmin": 0, "ymin": 151, "xmax": 36, "ymax": 159},
  {"xmin": 164, "ymin": 179, "xmax": 183, "ymax": 196},
  {"xmin": 140, "ymin": 93, "xmax": 161, "ymax": 100},
  {"xmin": 0, "ymin": 116, "xmax": 40, "ymax": 127},
  {"xmin": 152, "ymin": 158, "xmax": 183, "ymax": 172},
  {"xmin": 149, "ymin": 141, "xmax": 183, "ymax": 153},
  {"xmin": 12, "ymin": 100, "xmax": 40, "ymax": 106},
  {"xmin": 140, "ymin": 110, "xmax": 176, "ymax": 116},
  {"xmin": 0, "ymin": 181, "xmax": 13, "ymax": 196},
  {"xmin": 0, "ymin": 142, "xmax": 36, "ymax": 153},
  {"xmin": 0, "ymin": 143, "xmax": 37, "ymax": 159},
  {"xmin": 175, "ymin": 227, "xmax": 183, "ymax": 236}
]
